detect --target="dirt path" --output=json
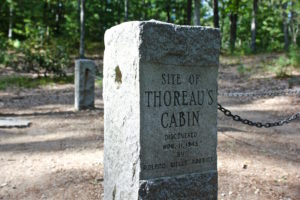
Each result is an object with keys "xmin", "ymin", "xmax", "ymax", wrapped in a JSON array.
[
  {"xmin": 0, "ymin": 54, "xmax": 299, "ymax": 200},
  {"xmin": 218, "ymin": 54, "xmax": 300, "ymax": 200},
  {"xmin": 0, "ymin": 85, "xmax": 104, "ymax": 200}
]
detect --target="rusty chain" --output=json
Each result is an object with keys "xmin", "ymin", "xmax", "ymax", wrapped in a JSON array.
[
  {"xmin": 217, "ymin": 88, "xmax": 300, "ymax": 128},
  {"xmin": 219, "ymin": 88, "xmax": 300, "ymax": 98},
  {"xmin": 218, "ymin": 104, "xmax": 300, "ymax": 128}
]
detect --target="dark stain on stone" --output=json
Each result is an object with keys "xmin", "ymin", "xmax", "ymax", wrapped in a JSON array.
[
  {"xmin": 115, "ymin": 66, "xmax": 122, "ymax": 84},
  {"xmin": 112, "ymin": 185, "xmax": 116, "ymax": 200},
  {"xmin": 83, "ymin": 68, "xmax": 89, "ymax": 103}
]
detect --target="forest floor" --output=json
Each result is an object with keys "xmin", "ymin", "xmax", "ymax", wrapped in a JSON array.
[{"xmin": 0, "ymin": 53, "xmax": 300, "ymax": 200}]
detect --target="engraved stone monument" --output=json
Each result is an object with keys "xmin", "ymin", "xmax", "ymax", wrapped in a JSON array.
[
  {"xmin": 74, "ymin": 59, "xmax": 95, "ymax": 110},
  {"xmin": 104, "ymin": 20, "xmax": 220, "ymax": 199}
]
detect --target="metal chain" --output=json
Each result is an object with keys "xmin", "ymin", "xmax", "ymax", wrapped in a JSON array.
[
  {"xmin": 219, "ymin": 88, "xmax": 300, "ymax": 98},
  {"xmin": 218, "ymin": 103, "xmax": 300, "ymax": 128}
]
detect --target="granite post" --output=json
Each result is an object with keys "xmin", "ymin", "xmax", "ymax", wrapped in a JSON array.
[
  {"xmin": 74, "ymin": 59, "xmax": 95, "ymax": 110},
  {"xmin": 104, "ymin": 20, "xmax": 220, "ymax": 200}
]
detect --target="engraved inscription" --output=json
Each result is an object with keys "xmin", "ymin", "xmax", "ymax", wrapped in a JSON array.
[
  {"xmin": 142, "ymin": 71, "xmax": 217, "ymax": 176},
  {"xmin": 142, "ymin": 157, "xmax": 217, "ymax": 171}
]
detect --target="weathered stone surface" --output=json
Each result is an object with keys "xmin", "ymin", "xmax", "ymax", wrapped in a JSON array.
[
  {"xmin": 139, "ymin": 172, "xmax": 218, "ymax": 200},
  {"xmin": 139, "ymin": 21, "xmax": 220, "ymax": 67},
  {"xmin": 140, "ymin": 64, "xmax": 218, "ymax": 180},
  {"xmin": 74, "ymin": 59, "xmax": 95, "ymax": 110},
  {"xmin": 104, "ymin": 20, "xmax": 220, "ymax": 200},
  {"xmin": 104, "ymin": 21, "xmax": 141, "ymax": 200}
]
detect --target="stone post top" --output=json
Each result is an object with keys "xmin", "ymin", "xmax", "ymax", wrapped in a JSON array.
[
  {"xmin": 104, "ymin": 20, "xmax": 220, "ymax": 67},
  {"xmin": 75, "ymin": 58, "xmax": 95, "ymax": 63},
  {"xmin": 105, "ymin": 19, "xmax": 220, "ymax": 34}
]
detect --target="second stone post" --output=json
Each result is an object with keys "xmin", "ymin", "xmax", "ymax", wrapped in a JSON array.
[{"xmin": 74, "ymin": 59, "xmax": 95, "ymax": 110}]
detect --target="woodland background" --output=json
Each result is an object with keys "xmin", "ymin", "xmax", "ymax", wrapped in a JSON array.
[
  {"xmin": 0, "ymin": 0, "xmax": 299, "ymax": 77},
  {"xmin": 1, "ymin": 2, "xmax": 300, "ymax": 199}
]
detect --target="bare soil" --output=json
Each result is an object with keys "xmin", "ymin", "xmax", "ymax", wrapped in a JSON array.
[{"xmin": 0, "ymin": 53, "xmax": 299, "ymax": 200}]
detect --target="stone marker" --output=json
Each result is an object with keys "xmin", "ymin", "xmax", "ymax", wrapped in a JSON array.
[
  {"xmin": 0, "ymin": 118, "xmax": 31, "ymax": 128},
  {"xmin": 74, "ymin": 59, "xmax": 95, "ymax": 110},
  {"xmin": 104, "ymin": 20, "xmax": 220, "ymax": 200}
]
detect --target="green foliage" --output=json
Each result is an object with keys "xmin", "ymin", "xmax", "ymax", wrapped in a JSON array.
[
  {"xmin": 0, "ymin": 75, "xmax": 74, "ymax": 90},
  {"xmin": 262, "ymin": 46, "xmax": 300, "ymax": 78},
  {"xmin": 257, "ymin": 0, "xmax": 284, "ymax": 52},
  {"xmin": 237, "ymin": 64, "xmax": 252, "ymax": 76},
  {"xmin": 0, "ymin": 0, "xmax": 299, "ymax": 69},
  {"xmin": 237, "ymin": 64, "xmax": 246, "ymax": 76},
  {"xmin": 272, "ymin": 56, "xmax": 291, "ymax": 78},
  {"xmin": 289, "ymin": 46, "xmax": 300, "ymax": 68},
  {"xmin": 95, "ymin": 70, "xmax": 103, "ymax": 88},
  {"xmin": 95, "ymin": 77, "xmax": 103, "ymax": 88},
  {"xmin": 0, "ymin": 35, "xmax": 8, "ymax": 64},
  {"xmin": 6, "ymin": 26, "xmax": 71, "ymax": 76}
]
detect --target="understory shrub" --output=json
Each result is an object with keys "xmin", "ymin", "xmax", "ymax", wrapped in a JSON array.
[
  {"xmin": 268, "ymin": 46, "xmax": 300, "ymax": 78},
  {"xmin": 272, "ymin": 56, "xmax": 291, "ymax": 78},
  {"xmin": 289, "ymin": 45, "xmax": 300, "ymax": 68},
  {"xmin": 0, "ymin": 35, "xmax": 8, "ymax": 65},
  {"xmin": 6, "ymin": 26, "xmax": 71, "ymax": 77}
]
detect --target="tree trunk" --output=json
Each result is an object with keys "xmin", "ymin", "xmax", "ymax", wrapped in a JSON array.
[
  {"xmin": 193, "ymin": 0, "xmax": 200, "ymax": 25},
  {"xmin": 43, "ymin": 1, "xmax": 49, "ymax": 37},
  {"xmin": 124, "ymin": 0, "xmax": 128, "ymax": 21},
  {"xmin": 290, "ymin": 0, "xmax": 298, "ymax": 45},
  {"xmin": 55, "ymin": 0, "xmax": 63, "ymax": 34},
  {"xmin": 230, "ymin": 0, "xmax": 239, "ymax": 53},
  {"xmin": 117, "ymin": 0, "xmax": 121, "ymax": 23},
  {"xmin": 220, "ymin": 0, "xmax": 225, "ymax": 47},
  {"xmin": 78, "ymin": 0, "xmax": 81, "ymax": 27},
  {"xmin": 143, "ymin": 0, "xmax": 148, "ymax": 20},
  {"xmin": 282, "ymin": 2, "xmax": 289, "ymax": 51},
  {"xmin": 8, "ymin": 2, "xmax": 13, "ymax": 39},
  {"xmin": 79, "ymin": 0, "xmax": 85, "ymax": 58},
  {"xmin": 186, "ymin": 0, "xmax": 192, "ymax": 25},
  {"xmin": 166, "ymin": 1, "xmax": 171, "ymax": 22},
  {"xmin": 213, "ymin": 0, "xmax": 219, "ymax": 28},
  {"xmin": 230, "ymin": 13, "xmax": 238, "ymax": 52},
  {"xmin": 251, "ymin": 0, "xmax": 258, "ymax": 53}
]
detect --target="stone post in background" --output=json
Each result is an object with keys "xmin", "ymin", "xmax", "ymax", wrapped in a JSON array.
[
  {"xmin": 74, "ymin": 59, "xmax": 95, "ymax": 110},
  {"xmin": 104, "ymin": 20, "xmax": 220, "ymax": 200}
]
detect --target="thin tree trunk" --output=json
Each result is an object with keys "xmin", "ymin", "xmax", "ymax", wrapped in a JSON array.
[
  {"xmin": 251, "ymin": 0, "xmax": 258, "ymax": 53},
  {"xmin": 220, "ymin": 0, "xmax": 225, "ymax": 47},
  {"xmin": 43, "ymin": 1, "xmax": 49, "ymax": 37},
  {"xmin": 166, "ymin": 3, "xmax": 171, "ymax": 22},
  {"xmin": 290, "ymin": 0, "xmax": 298, "ymax": 45},
  {"xmin": 79, "ymin": 0, "xmax": 85, "ymax": 58},
  {"xmin": 124, "ymin": 0, "xmax": 128, "ymax": 21},
  {"xmin": 282, "ymin": 2, "xmax": 289, "ymax": 51},
  {"xmin": 117, "ymin": 0, "xmax": 121, "ymax": 23},
  {"xmin": 230, "ymin": 13, "xmax": 238, "ymax": 52},
  {"xmin": 143, "ymin": 0, "xmax": 148, "ymax": 20},
  {"xmin": 78, "ymin": 0, "xmax": 80, "ymax": 25},
  {"xmin": 8, "ymin": 2, "xmax": 13, "ymax": 39},
  {"xmin": 165, "ymin": 0, "xmax": 172, "ymax": 22},
  {"xmin": 193, "ymin": 0, "xmax": 200, "ymax": 25},
  {"xmin": 55, "ymin": 0, "xmax": 63, "ymax": 34},
  {"xmin": 186, "ymin": 0, "xmax": 192, "ymax": 25},
  {"xmin": 213, "ymin": 0, "xmax": 219, "ymax": 28},
  {"xmin": 230, "ymin": 0, "xmax": 239, "ymax": 53}
]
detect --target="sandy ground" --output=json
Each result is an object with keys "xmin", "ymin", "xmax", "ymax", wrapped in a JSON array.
[{"xmin": 0, "ymin": 54, "xmax": 300, "ymax": 200}]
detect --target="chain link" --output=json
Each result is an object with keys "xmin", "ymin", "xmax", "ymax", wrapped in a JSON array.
[
  {"xmin": 219, "ymin": 88, "xmax": 300, "ymax": 98},
  {"xmin": 218, "ymin": 104, "xmax": 300, "ymax": 128}
]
